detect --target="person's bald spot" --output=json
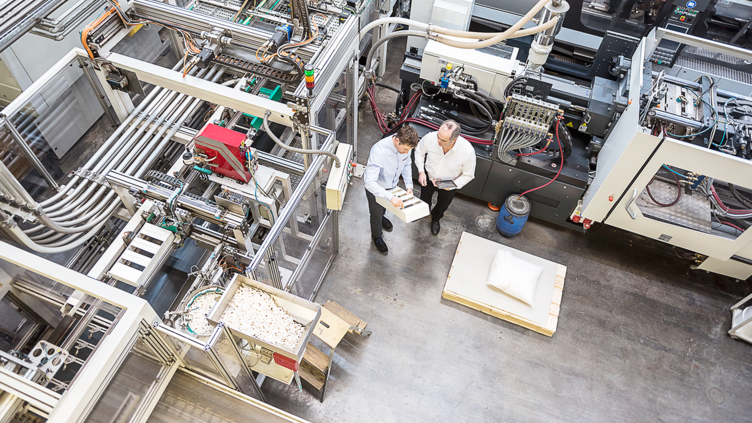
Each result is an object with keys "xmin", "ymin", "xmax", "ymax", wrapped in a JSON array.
[{"xmin": 438, "ymin": 124, "xmax": 457, "ymax": 146}]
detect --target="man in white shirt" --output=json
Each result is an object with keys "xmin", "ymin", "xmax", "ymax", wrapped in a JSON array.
[
  {"xmin": 415, "ymin": 120, "xmax": 477, "ymax": 235},
  {"xmin": 364, "ymin": 125, "xmax": 420, "ymax": 254}
]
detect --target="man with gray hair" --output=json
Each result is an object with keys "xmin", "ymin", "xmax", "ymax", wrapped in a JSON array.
[{"xmin": 415, "ymin": 119, "xmax": 477, "ymax": 235}]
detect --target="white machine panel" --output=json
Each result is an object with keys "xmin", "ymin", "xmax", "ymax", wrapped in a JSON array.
[
  {"xmin": 580, "ymin": 38, "xmax": 752, "ymax": 279},
  {"xmin": 420, "ymin": 40, "xmax": 520, "ymax": 100},
  {"xmin": 432, "ymin": 0, "xmax": 472, "ymax": 30},
  {"xmin": 407, "ymin": 0, "xmax": 475, "ymax": 55},
  {"xmin": 326, "ymin": 143, "xmax": 354, "ymax": 210}
]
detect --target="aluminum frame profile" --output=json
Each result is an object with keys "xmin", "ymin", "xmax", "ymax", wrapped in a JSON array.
[
  {"xmin": 294, "ymin": 16, "xmax": 359, "ymax": 102},
  {"xmin": 0, "ymin": 0, "xmax": 68, "ymax": 53},
  {"xmin": 130, "ymin": 0, "xmax": 316, "ymax": 57},
  {"xmin": 245, "ymin": 128, "xmax": 336, "ymax": 278},
  {"xmin": 104, "ymin": 52, "xmax": 296, "ymax": 125},
  {"xmin": 0, "ymin": 242, "xmax": 161, "ymax": 422},
  {"xmin": 105, "ymin": 171, "xmax": 245, "ymax": 227}
]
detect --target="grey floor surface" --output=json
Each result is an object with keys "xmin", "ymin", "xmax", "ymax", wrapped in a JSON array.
[{"xmin": 259, "ymin": 39, "xmax": 752, "ymax": 422}]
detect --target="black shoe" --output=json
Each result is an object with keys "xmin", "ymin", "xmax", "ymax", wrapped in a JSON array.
[
  {"xmin": 382, "ymin": 216, "xmax": 393, "ymax": 232},
  {"xmin": 431, "ymin": 220, "xmax": 440, "ymax": 235},
  {"xmin": 373, "ymin": 237, "xmax": 388, "ymax": 255}
]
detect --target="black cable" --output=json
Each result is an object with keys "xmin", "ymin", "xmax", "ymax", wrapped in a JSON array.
[
  {"xmin": 460, "ymin": 95, "xmax": 493, "ymax": 134},
  {"xmin": 504, "ymin": 77, "xmax": 528, "ymax": 98},
  {"xmin": 375, "ymin": 82, "xmax": 400, "ymax": 94},
  {"xmin": 476, "ymin": 91, "xmax": 500, "ymax": 117},
  {"xmin": 421, "ymin": 80, "xmax": 441, "ymax": 97},
  {"xmin": 431, "ymin": 113, "xmax": 488, "ymax": 135},
  {"xmin": 430, "ymin": 109, "xmax": 484, "ymax": 127},
  {"xmin": 395, "ymin": 89, "xmax": 406, "ymax": 117},
  {"xmin": 556, "ymin": 119, "xmax": 573, "ymax": 160},
  {"xmin": 729, "ymin": 184, "xmax": 752, "ymax": 209},
  {"xmin": 646, "ymin": 174, "xmax": 682, "ymax": 207},
  {"xmin": 434, "ymin": 112, "xmax": 487, "ymax": 131},
  {"xmin": 461, "ymin": 89, "xmax": 493, "ymax": 117}
]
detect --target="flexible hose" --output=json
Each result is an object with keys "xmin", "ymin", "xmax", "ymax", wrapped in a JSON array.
[
  {"xmin": 375, "ymin": 82, "xmax": 400, "ymax": 94},
  {"xmin": 9, "ymin": 219, "xmax": 108, "ymax": 253},
  {"xmin": 262, "ymin": 112, "xmax": 341, "ymax": 167},
  {"xmin": 360, "ymin": 1, "xmax": 550, "ymax": 40},
  {"xmin": 437, "ymin": 18, "xmax": 558, "ymax": 49},
  {"xmin": 729, "ymin": 184, "xmax": 752, "ymax": 209},
  {"xmin": 646, "ymin": 175, "xmax": 682, "ymax": 207},
  {"xmin": 39, "ymin": 61, "xmax": 184, "ymax": 209},
  {"xmin": 364, "ymin": 17, "xmax": 557, "ymax": 77}
]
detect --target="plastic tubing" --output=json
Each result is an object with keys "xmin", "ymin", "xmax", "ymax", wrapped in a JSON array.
[
  {"xmin": 40, "ymin": 66, "xmax": 198, "ymax": 218},
  {"xmin": 39, "ymin": 61, "xmax": 184, "ymax": 208},
  {"xmin": 123, "ymin": 66, "xmax": 219, "ymax": 174},
  {"xmin": 23, "ymin": 65, "xmax": 209, "ymax": 238},
  {"xmin": 436, "ymin": 18, "xmax": 558, "ymax": 49},
  {"xmin": 360, "ymin": 0, "xmax": 550, "ymax": 43},
  {"xmin": 262, "ymin": 112, "xmax": 341, "ymax": 167},
  {"xmin": 40, "ymin": 84, "xmax": 175, "ymax": 214},
  {"xmin": 10, "ymin": 218, "xmax": 109, "ymax": 253},
  {"xmin": 364, "ymin": 19, "xmax": 556, "ymax": 77},
  {"xmin": 132, "ymin": 66, "xmax": 225, "ymax": 175}
]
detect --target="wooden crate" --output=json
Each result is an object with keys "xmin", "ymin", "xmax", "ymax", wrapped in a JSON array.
[{"xmin": 442, "ymin": 233, "xmax": 566, "ymax": 337}]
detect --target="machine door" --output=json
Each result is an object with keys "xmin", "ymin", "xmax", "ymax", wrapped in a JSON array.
[{"xmin": 605, "ymin": 138, "xmax": 752, "ymax": 261}]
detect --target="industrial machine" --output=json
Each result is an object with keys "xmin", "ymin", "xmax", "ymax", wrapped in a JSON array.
[
  {"xmin": 359, "ymin": 0, "xmax": 752, "ymax": 282},
  {"xmin": 470, "ymin": 0, "xmax": 751, "ymax": 82},
  {"xmin": 0, "ymin": 0, "xmax": 369, "ymax": 420},
  {"xmin": 0, "ymin": 0, "xmax": 751, "ymax": 420}
]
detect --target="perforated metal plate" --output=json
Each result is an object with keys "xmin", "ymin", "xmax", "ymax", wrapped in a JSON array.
[{"xmin": 636, "ymin": 179, "xmax": 712, "ymax": 233}]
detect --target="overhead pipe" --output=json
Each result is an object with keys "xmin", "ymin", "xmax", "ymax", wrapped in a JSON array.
[{"xmin": 15, "ymin": 66, "xmax": 226, "ymax": 250}]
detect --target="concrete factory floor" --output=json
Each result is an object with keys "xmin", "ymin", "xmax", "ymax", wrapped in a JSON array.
[{"xmin": 260, "ymin": 39, "xmax": 752, "ymax": 422}]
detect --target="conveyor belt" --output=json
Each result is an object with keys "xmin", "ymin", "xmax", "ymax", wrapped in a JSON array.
[
  {"xmin": 677, "ymin": 46, "xmax": 752, "ymax": 85},
  {"xmin": 215, "ymin": 54, "xmax": 300, "ymax": 82},
  {"xmin": 148, "ymin": 371, "xmax": 306, "ymax": 423}
]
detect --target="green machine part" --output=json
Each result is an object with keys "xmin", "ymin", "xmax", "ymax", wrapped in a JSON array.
[
  {"xmin": 245, "ymin": 85, "xmax": 282, "ymax": 130},
  {"xmin": 193, "ymin": 165, "xmax": 212, "ymax": 175}
]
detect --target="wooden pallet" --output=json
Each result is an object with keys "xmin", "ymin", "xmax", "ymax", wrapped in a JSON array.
[{"xmin": 442, "ymin": 236, "xmax": 566, "ymax": 337}]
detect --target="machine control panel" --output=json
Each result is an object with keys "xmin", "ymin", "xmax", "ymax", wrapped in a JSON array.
[{"xmin": 670, "ymin": 6, "xmax": 700, "ymax": 24}]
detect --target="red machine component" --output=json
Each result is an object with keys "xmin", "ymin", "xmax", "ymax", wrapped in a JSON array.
[
  {"xmin": 273, "ymin": 352, "xmax": 299, "ymax": 371},
  {"xmin": 194, "ymin": 124, "xmax": 251, "ymax": 183}
]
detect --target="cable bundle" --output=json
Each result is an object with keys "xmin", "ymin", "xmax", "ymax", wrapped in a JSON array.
[
  {"xmin": 4, "ymin": 65, "xmax": 226, "ymax": 253},
  {"xmin": 366, "ymin": 84, "xmax": 494, "ymax": 145},
  {"xmin": 498, "ymin": 95, "xmax": 559, "ymax": 164}
]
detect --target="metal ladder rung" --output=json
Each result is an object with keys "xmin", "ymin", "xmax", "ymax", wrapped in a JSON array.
[
  {"xmin": 120, "ymin": 249, "xmax": 152, "ymax": 268},
  {"xmin": 130, "ymin": 238, "xmax": 161, "ymax": 254}
]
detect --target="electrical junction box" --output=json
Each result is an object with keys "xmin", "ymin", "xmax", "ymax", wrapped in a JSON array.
[
  {"xmin": 326, "ymin": 143, "xmax": 355, "ymax": 210},
  {"xmin": 195, "ymin": 124, "xmax": 252, "ymax": 183},
  {"xmin": 420, "ymin": 40, "xmax": 521, "ymax": 100}
]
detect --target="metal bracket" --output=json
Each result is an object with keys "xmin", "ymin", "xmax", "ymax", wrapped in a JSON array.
[
  {"xmin": 625, "ymin": 189, "xmax": 638, "ymax": 220},
  {"xmin": 73, "ymin": 168, "xmax": 110, "ymax": 187}
]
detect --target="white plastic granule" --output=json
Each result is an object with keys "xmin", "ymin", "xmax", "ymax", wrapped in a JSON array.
[
  {"xmin": 221, "ymin": 286, "xmax": 304, "ymax": 349},
  {"xmin": 186, "ymin": 290, "xmax": 222, "ymax": 335}
]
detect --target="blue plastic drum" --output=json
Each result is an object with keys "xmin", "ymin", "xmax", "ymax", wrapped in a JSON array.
[{"xmin": 496, "ymin": 195, "xmax": 531, "ymax": 237}]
